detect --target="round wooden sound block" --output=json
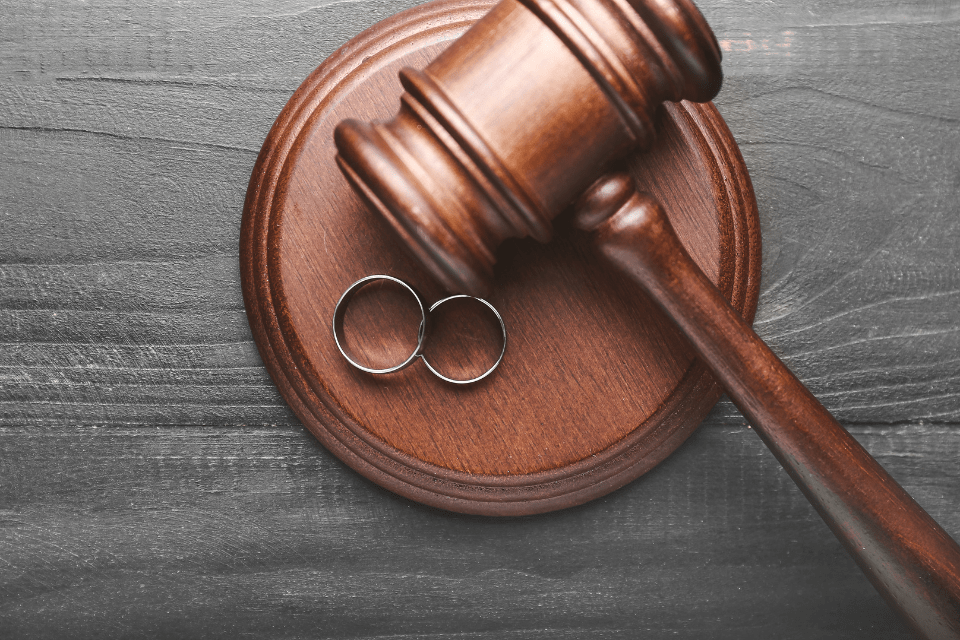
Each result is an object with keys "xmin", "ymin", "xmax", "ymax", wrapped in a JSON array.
[{"xmin": 240, "ymin": 0, "xmax": 760, "ymax": 515}]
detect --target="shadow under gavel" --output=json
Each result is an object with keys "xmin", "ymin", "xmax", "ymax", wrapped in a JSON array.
[{"xmin": 332, "ymin": 0, "xmax": 960, "ymax": 635}]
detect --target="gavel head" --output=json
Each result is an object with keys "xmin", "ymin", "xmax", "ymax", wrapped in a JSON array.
[{"xmin": 334, "ymin": 0, "xmax": 721, "ymax": 296}]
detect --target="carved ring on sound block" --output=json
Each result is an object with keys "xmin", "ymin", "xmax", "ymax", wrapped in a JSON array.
[{"xmin": 239, "ymin": 0, "xmax": 761, "ymax": 515}]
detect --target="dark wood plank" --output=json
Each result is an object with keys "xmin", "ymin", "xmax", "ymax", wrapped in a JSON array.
[
  {"xmin": 1, "ymin": 0, "xmax": 957, "ymax": 427},
  {"xmin": 1, "ymin": 0, "xmax": 958, "ymax": 636},
  {"xmin": 0, "ymin": 423, "xmax": 956, "ymax": 638}
]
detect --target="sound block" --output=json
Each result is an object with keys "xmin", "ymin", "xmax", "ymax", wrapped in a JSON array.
[{"xmin": 240, "ymin": 0, "xmax": 760, "ymax": 515}]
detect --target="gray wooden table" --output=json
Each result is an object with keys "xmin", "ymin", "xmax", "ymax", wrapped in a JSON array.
[{"xmin": 2, "ymin": 0, "xmax": 958, "ymax": 637}]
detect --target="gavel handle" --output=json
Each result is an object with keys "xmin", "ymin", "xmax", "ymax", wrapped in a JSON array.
[{"xmin": 574, "ymin": 176, "xmax": 960, "ymax": 640}]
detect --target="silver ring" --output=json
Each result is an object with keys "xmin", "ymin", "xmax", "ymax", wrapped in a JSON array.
[
  {"xmin": 332, "ymin": 275, "xmax": 428, "ymax": 374},
  {"xmin": 421, "ymin": 295, "xmax": 507, "ymax": 385}
]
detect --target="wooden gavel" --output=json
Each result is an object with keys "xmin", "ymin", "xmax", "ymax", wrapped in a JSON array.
[{"xmin": 332, "ymin": 0, "xmax": 960, "ymax": 636}]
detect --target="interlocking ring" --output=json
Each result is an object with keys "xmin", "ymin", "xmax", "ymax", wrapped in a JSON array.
[
  {"xmin": 332, "ymin": 276, "xmax": 506, "ymax": 384},
  {"xmin": 421, "ymin": 295, "xmax": 506, "ymax": 384},
  {"xmin": 332, "ymin": 275, "xmax": 428, "ymax": 374}
]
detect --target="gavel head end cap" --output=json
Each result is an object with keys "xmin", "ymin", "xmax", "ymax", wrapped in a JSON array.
[
  {"xmin": 628, "ymin": 0, "xmax": 723, "ymax": 102},
  {"xmin": 334, "ymin": 119, "xmax": 493, "ymax": 296}
]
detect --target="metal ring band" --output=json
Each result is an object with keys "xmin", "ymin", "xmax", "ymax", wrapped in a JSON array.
[
  {"xmin": 332, "ymin": 275, "xmax": 429, "ymax": 375},
  {"xmin": 421, "ymin": 294, "xmax": 507, "ymax": 385}
]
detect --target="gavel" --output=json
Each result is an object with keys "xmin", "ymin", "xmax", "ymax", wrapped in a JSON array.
[{"xmin": 332, "ymin": 0, "xmax": 960, "ymax": 636}]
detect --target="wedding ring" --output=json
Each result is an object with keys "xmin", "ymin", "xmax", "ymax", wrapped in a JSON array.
[
  {"xmin": 332, "ymin": 275, "xmax": 428, "ymax": 374},
  {"xmin": 332, "ymin": 277, "xmax": 506, "ymax": 384},
  {"xmin": 421, "ymin": 295, "xmax": 507, "ymax": 385}
]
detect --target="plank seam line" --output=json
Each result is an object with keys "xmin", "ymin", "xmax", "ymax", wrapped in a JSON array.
[{"xmin": 0, "ymin": 125, "xmax": 258, "ymax": 154}]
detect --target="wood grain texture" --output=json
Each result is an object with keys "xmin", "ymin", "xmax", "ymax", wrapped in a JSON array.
[
  {"xmin": 0, "ymin": 423, "xmax": 957, "ymax": 638},
  {"xmin": 1, "ymin": 0, "xmax": 958, "ymax": 637}
]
